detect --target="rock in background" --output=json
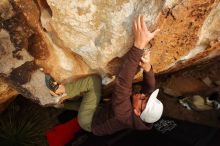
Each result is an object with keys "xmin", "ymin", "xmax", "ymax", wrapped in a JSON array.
[
  {"xmin": 0, "ymin": 0, "xmax": 220, "ymax": 105},
  {"xmin": 0, "ymin": 78, "xmax": 17, "ymax": 113}
]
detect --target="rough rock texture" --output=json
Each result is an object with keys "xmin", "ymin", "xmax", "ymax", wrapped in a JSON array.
[
  {"xmin": 151, "ymin": 0, "xmax": 220, "ymax": 73},
  {"xmin": 158, "ymin": 57, "xmax": 220, "ymax": 97},
  {"xmin": 157, "ymin": 57, "xmax": 220, "ymax": 127},
  {"xmin": 0, "ymin": 78, "xmax": 18, "ymax": 113},
  {"xmin": 44, "ymin": 0, "xmax": 165, "ymax": 74},
  {"xmin": 0, "ymin": 0, "xmax": 220, "ymax": 105}
]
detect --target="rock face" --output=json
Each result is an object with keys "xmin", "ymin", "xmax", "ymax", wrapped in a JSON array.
[
  {"xmin": 0, "ymin": 0, "xmax": 220, "ymax": 105},
  {"xmin": 152, "ymin": 0, "xmax": 220, "ymax": 73},
  {"xmin": 0, "ymin": 78, "xmax": 18, "ymax": 112},
  {"xmin": 44, "ymin": 0, "xmax": 164, "ymax": 74}
]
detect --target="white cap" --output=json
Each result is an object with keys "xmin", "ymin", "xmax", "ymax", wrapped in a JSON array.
[{"xmin": 140, "ymin": 89, "xmax": 163, "ymax": 123}]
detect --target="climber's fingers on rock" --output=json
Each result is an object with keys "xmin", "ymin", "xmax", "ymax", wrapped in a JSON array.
[{"xmin": 133, "ymin": 17, "xmax": 137, "ymax": 32}]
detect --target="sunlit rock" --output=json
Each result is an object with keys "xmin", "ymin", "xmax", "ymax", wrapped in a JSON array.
[
  {"xmin": 42, "ymin": 0, "xmax": 165, "ymax": 74},
  {"xmin": 0, "ymin": 0, "xmax": 220, "ymax": 105}
]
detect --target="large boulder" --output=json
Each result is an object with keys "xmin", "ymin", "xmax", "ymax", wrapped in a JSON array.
[{"xmin": 0, "ymin": 0, "xmax": 219, "ymax": 105}]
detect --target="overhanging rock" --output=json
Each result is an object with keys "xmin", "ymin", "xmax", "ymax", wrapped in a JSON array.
[{"xmin": 0, "ymin": 0, "xmax": 220, "ymax": 105}]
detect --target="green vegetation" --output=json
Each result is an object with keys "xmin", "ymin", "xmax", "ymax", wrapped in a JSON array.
[{"xmin": 0, "ymin": 96, "xmax": 55, "ymax": 146}]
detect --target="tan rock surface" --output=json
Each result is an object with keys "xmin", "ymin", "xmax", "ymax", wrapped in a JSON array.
[
  {"xmin": 45, "ymin": 0, "xmax": 164, "ymax": 74},
  {"xmin": 0, "ymin": 79, "xmax": 18, "ymax": 113},
  {"xmin": 151, "ymin": 0, "xmax": 220, "ymax": 73},
  {"xmin": 0, "ymin": 0, "xmax": 220, "ymax": 105}
]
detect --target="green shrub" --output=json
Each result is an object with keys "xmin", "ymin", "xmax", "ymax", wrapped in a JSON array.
[{"xmin": 0, "ymin": 96, "xmax": 54, "ymax": 146}]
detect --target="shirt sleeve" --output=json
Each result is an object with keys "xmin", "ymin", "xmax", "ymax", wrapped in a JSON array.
[{"xmin": 112, "ymin": 46, "xmax": 144, "ymax": 120}]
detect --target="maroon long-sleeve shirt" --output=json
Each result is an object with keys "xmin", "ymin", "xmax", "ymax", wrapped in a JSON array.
[{"xmin": 91, "ymin": 46, "xmax": 156, "ymax": 136}]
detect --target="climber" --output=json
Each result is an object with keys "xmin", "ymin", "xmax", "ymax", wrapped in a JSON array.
[
  {"xmin": 46, "ymin": 74, "xmax": 102, "ymax": 146},
  {"xmin": 46, "ymin": 15, "xmax": 163, "ymax": 146}
]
